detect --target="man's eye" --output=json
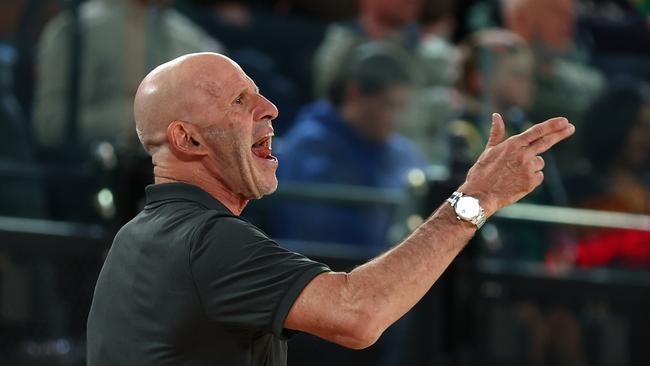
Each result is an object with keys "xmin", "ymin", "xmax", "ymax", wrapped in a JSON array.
[{"xmin": 234, "ymin": 96, "xmax": 243, "ymax": 104}]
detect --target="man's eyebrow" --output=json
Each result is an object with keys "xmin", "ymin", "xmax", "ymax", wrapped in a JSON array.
[{"xmin": 235, "ymin": 85, "xmax": 260, "ymax": 99}]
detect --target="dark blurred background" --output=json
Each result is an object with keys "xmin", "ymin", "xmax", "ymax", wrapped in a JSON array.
[{"xmin": 0, "ymin": 0, "xmax": 649, "ymax": 365}]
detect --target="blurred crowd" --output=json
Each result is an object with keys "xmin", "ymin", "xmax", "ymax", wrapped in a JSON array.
[
  {"xmin": 0, "ymin": 1, "xmax": 649, "ymax": 365},
  {"xmin": 1, "ymin": 0, "xmax": 649, "ymax": 260}
]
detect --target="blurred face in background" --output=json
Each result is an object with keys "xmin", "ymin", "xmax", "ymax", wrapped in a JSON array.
[
  {"xmin": 349, "ymin": 84, "xmax": 411, "ymax": 143},
  {"xmin": 361, "ymin": 0, "xmax": 421, "ymax": 28},
  {"xmin": 536, "ymin": 0, "xmax": 574, "ymax": 52},
  {"xmin": 491, "ymin": 50, "xmax": 534, "ymax": 109},
  {"xmin": 504, "ymin": 0, "xmax": 575, "ymax": 54}
]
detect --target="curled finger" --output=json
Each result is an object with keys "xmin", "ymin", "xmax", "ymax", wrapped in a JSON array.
[
  {"xmin": 532, "ymin": 155, "xmax": 545, "ymax": 171},
  {"xmin": 534, "ymin": 170, "xmax": 545, "ymax": 186}
]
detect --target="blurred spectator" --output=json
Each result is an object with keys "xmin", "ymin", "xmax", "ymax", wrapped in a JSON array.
[
  {"xmin": 312, "ymin": 0, "xmax": 422, "ymax": 98},
  {"xmin": 33, "ymin": 0, "xmax": 224, "ymax": 154},
  {"xmin": 313, "ymin": 0, "xmax": 460, "ymax": 164},
  {"xmin": 553, "ymin": 81, "xmax": 650, "ymax": 269},
  {"xmin": 450, "ymin": 29, "xmax": 541, "ymax": 260},
  {"xmin": 418, "ymin": 0, "xmax": 459, "ymax": 86},
  {"xmin": 450, "ymin": 29, "xmax": 571, "ymax": 261},
  {"xmin": 273, "ymin": 41, "xmax": 426, "ymax": 247},
  {"xmin": 449, "ymin": 28, "xmax": 533, "ymax": 165},
  {"xmin": 0, "ymin": 0, "xmax": 47, "ymax": 218},
  {"xmin": 502, "ymin": 0, "xmax": 605, "ymax": 175},
  {"xmin": 31, "ymin": 0, "xmax": 223, "ymax": 222},
  {"xmin": 578, "ymin": 81, "xmax": 650, "ymax": 214},
  {"xmin": 404, "ymin": 0, "xmax": 462, "ymax": 165}
]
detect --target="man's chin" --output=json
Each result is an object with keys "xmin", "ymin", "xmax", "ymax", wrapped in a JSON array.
[{"xmin": 252, "ymin": 179, "xmax": 278, "ymax": 199}]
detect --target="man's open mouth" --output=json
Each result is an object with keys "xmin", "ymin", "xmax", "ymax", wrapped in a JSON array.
[{"xmin": 251, "ymin": 134, "xmax": 276, "ymax": 160}]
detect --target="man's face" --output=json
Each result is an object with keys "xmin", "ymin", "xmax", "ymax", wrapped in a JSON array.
[
  {"xmin": 197, "ymin": 65, "xmax": 279, "ymax": 200},
  {"xmin": 355, "ymin": 84, "xmax": 411, "ymax": 143},
  {"xmin": 492, "ymin": 51, "xmax": 534, "ymax": 109},
  {"xmin": 532, "ymin": 0, "xmax": 574, "ymax": 53}
]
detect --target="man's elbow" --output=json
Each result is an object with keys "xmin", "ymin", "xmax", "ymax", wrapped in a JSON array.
[{"xmin": 336, "ymin": 309, "xmax": 384, "ymax": 350}]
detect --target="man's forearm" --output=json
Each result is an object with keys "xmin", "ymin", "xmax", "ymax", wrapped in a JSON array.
[{"xmin": 343, "ymin": 202, "xmax": 476, "ymax": 339}]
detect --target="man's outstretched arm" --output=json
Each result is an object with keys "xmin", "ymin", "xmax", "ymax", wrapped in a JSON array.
[{"xmin": 284, "ymin": 113, "xmax": 576, "ymax": 349}]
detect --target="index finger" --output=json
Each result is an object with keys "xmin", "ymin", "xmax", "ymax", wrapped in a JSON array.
[
  {"xmin": 517, "ymin": 117, "xmax": 571, "ymax": 145},
  {"xmin": 528, "ymin": 124, "xmax": 576, "ymax": 155}
]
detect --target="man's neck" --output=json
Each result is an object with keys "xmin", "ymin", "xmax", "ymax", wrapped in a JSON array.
[
  {"xmin": 154, "ymin": 175, "xmax": 248, "ymax": 215},
  {"xmin": 151, "ymin": 149, "xmax": 249, "ymax": 215}
]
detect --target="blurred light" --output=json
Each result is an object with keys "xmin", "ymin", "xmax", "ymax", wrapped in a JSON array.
[
  {"xmin": 407, "ymin": 168, "xmax": 426, "ymax": 188},
  {"xmin": 96, "ymin": 188, "xmax": 115, "ymax": 220},
  {"xmin": 54, "ymin": 339, "xmax": 71, "ymax": 355},
  {"xmin": 481, "ymin": 223, "xmax": 502, "ymax": 253},
  {"xmin": 95, "ymin": 142, "xmax": 117, "ymax": 170},
  {"xmin": 406, "ymin": 214, "xmax": 424, "ymax": 231}
]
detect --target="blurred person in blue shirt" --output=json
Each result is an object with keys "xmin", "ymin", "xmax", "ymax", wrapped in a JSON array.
[{"xmin": 273, "ymin": 41, "xmax": 426, "ymax": 247}]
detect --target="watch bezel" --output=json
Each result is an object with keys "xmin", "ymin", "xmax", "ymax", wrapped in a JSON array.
[
  {"xmin": 455, "ymin": 195, "xmax": 481, "ymax": 221},
  {"xmin": 448, "ymin": 191, "xmax": 487, "ymax": 229}
]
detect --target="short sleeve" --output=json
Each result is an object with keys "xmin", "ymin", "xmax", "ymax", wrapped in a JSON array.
[{"xmin": 189, "ymin": 214, "xmax": 330, "ymax": 338}]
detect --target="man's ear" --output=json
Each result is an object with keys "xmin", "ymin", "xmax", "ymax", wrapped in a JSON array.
[{"xmin": 166, "ymin": 121, "xmax": 207, "ymax": 159}]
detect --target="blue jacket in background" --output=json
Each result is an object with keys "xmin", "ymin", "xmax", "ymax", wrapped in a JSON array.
[{"xmin": 272, "ymin": 101, "xmax": 426, "ymax": 247}]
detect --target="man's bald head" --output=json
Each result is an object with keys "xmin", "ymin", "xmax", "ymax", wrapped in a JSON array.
[
  {"xmin": 133, "ymin": 52, "xmax": 244, "ymax": 154},
  {"xmin": 133, "ymin": 52, "xmax": 279, "ymax": 213}
]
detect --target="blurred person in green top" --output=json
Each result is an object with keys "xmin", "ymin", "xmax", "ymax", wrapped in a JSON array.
[
  {"xmin": 33, "ymin": 0, "xmax": 224, "ymax": 155},
  {"xmin": 502, "ymin": 0, "xmax": 604, "ymax": 175}
]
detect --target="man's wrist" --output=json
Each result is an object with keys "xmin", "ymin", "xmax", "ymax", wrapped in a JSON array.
[
  {"xmin": 438, "ymin": 202, "xmax": 479, "ymax": 231},
  {"xmin": 456, "ymin": 183, "xmax": 497, "ymax": 218}
]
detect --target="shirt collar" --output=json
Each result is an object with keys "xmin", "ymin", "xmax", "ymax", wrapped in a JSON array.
[{"xmin": 145, "ymin": 183, "xmax": 234, "ymax": 214}]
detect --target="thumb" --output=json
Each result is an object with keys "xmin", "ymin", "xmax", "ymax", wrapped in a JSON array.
[{"xmin": 486, "ymin": 113, "xmax": 506, "ymax": 147}]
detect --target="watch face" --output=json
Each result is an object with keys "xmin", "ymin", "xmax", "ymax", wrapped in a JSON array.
[{"xmin": 456, "ymin": 196, "xmax": 480, "ymax": 220}]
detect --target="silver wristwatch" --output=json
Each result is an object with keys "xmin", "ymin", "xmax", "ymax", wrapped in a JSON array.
[{"xmin": 447, "ymin": 191, "xmax": 486, "ymax": 229}]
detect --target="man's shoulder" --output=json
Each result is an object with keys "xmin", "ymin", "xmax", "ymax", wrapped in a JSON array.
[{"xmin": 192, "ymin": 211, "xmax": 274, "ymax": 248}]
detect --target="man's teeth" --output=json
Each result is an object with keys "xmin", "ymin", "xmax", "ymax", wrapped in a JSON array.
[{"xmin": 256, "ymin": 137, "xmax": 272, "ymax": 147}]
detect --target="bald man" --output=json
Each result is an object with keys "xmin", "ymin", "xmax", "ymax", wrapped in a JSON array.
[{"xmin": 86, "ymin": 53, "xmax": 575, "ymax": 366}]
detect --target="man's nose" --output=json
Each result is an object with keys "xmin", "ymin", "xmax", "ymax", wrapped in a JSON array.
[{"xmin": 255, "ymin": 94, "xmax": 279, "ymax": 122}]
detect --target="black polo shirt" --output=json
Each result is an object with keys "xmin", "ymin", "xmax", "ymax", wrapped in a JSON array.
[{"xmin": 87, "ymin": 183, "xmax": 330, "ymax": 366}]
